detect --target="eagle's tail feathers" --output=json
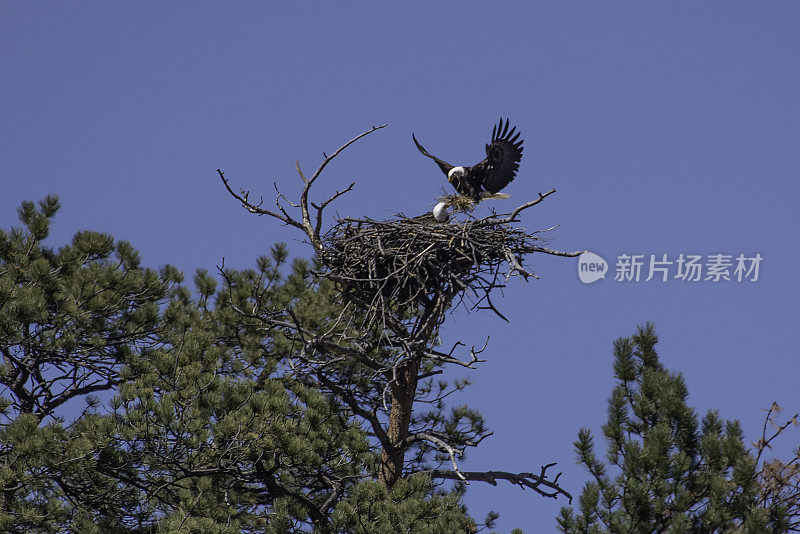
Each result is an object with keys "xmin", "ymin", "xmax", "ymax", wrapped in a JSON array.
[{"xmin": 480, "ymin": 192, "xmax": 511, "ymax": 200}]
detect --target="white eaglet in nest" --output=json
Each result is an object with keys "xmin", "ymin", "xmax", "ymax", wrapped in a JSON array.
[{"xmin": 413, "ymin": 118, "xmax": 524, "ymax": 222}]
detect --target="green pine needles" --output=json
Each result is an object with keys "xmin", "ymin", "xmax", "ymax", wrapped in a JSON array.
[
  {"xmin": 0, "ymin": 197, "xmax": 481, "ymax": 533},
  {"xmin": 3, "ymin": 194, "xmax": 798, "ymax": 530},
  {"xmin": 558, "ymin": 323, "xmax": 796, "ymax": 533}
]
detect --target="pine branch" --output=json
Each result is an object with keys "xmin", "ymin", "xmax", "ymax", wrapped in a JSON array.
[{"xmin": 422, "ymin": 465, "xmax": 572, "ymax": 502}]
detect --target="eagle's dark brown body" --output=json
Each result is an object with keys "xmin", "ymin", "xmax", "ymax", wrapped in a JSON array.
[{"xmin": 412, "ymin": 118, "xmax": 524, "ymax": 202}]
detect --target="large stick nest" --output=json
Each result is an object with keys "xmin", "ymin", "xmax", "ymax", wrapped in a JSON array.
[{"xmin": 320, "ymin": 214, "xmax": 548, "ymax": 326}]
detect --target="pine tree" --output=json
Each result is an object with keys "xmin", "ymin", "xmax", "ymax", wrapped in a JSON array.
[
  {"xmin": 0, "ymin": 198, "xmax": 477, "ymax": 532},
  {"xmin": 557, "ymin": 323, "xmax": 794, "ymax": 533},
  {"xmin": 7, "ymin": 198, "xmax": 798, "ymax": 532},
  {"xmin": 0, "ymin": 196, "xmax": 179, "ymax": 531},
  {"xmin": 2, "ymin": 123, "xmax": 580, "ymax": 531},
  {"xmin": 214, "ymin": 124, "xmax": 576, "ymax": 521}
]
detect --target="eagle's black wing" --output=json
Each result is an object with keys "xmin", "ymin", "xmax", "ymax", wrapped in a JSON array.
[
  {"xmin": 412, "ymin": 133, "xmax": 455, "ymax": 176},
  {"xmin": 473, "ymin": 118, "xmax": 524, "ymax": 194}
]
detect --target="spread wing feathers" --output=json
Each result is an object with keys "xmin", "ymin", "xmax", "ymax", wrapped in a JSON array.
[
  {"xmin": 412, "ymin": 133, "xmax": 454, "ymax": 176},
  {"xmin": 474, "ymin": 118, "xmax": 524, "ymax": 194}
]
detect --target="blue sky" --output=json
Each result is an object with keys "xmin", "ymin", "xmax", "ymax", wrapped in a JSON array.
[{"xmin": 3, "ymin": 3, "xmax": 799, "ymax": 531}]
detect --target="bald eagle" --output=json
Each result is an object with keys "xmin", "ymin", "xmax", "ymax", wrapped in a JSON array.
[{"xmin": 413, "ymin": 118, "xmax": 524, "ymax": 204}]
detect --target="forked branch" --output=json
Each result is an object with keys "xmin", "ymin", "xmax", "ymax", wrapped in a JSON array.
[
  {"xmin": 300, "ymin": 124, "xmax": 387, "ymax": 248},
  {"xmin": 216, "ymin": 169, "xmax": 305, "ymax": 231},
  {"xmin": 217, "ymin": 123, "xmax": 387, "ymax": 253},
  {"xmin": 423, "ymin": 464, "xmax": 572, "ymax": 502},
  {"xmin": 477, "ymin": 189, "xmax": 558, "ymax": 227}
]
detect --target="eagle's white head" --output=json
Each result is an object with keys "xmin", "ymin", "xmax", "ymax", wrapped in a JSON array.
[
  {"xmin": 432, "ymin": 201, "xmax": 450, "ymax": 222},
  {"xmin": 447, "ymin": 166, "xmax": 466, "ymax": 183}
]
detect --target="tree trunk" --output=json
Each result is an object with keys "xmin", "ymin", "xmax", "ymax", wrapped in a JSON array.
[{"xmin": 378, "ymin": 355, "xmax": 421, "ymax": 489}]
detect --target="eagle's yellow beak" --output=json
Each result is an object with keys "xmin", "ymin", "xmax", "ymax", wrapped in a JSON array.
[{"xmin": 447, "ymin": 166, "xmax": 466, "ymax": 183}]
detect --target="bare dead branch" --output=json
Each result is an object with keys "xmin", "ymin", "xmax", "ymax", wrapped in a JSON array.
[
  {"xmin": 529, "ymin": 246, "xmax": 586, "ymax": 258},
  {"xmin": 216, "ymin": 169, "xmax": 305, "ymax": 231},
  {"xmin": 477, "ymin": 189, "xmax": 558, "ymax": 226},
  {"xmin": 476, "ymin": 293, "xmax": 510, "ymax": 322},
  {"xmin": 754, "ymin": 402, "xmax": 800, "ymax": 530},
  {"xmin": 313, "ymin": 181, "xmax": 355, "ymax": 238},
  {"xmin": 299, "ymin": 124, "xmax": 387, "ymax": 249},
  {"xmin": 408, "ymin": 433, "xmax": 466, "ymax": 481},
  {"xmin": 218, "ymin": 123, "xmax": 387, "ymax": 253},
  {"xmin": 422, "ymin": 337, "xmax": 490, "ymax": 368},
  {"xmin": 422, "ymin": 464, "xmax": 572, "ymax": 502}
]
